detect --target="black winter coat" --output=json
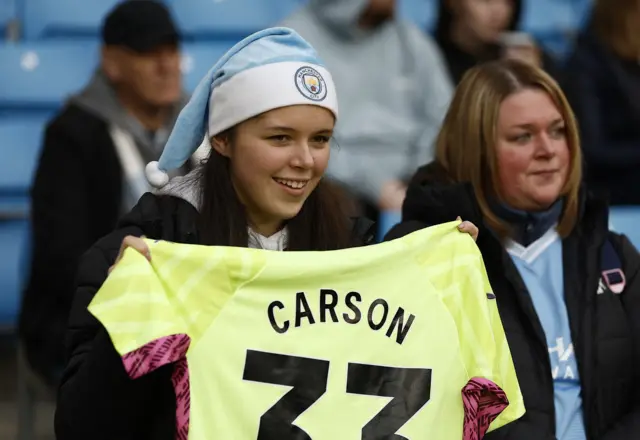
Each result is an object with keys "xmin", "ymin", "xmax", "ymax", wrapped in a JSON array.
[
  {"xmin": 564, "ymin": 29, "xmax": 640, "ymax": 205},
  {"xmin": 385, "ymin": 162, "xmax": 640, "ymax": 440},
  {"xmin": 19, "ymin": 104, "xmax": 128, "ymax": 383},
  {"xmin": 54, "ymin": 192, "xmax": 375, "ymax": 440}
]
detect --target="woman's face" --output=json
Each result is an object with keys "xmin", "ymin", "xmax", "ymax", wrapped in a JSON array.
[
  {"xmin": 451, "ymin": 0, "xmax": 514, "ymax": 44},
  {"xmin": 495, "ymin": 88, "xmax": 571, "ymax": 211},
  {"xmin": 214, "ymin": 105, "xmax": 334, "ymax": 236}
]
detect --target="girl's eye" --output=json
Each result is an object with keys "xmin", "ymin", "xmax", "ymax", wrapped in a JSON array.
[
  {"xmin": 312, "ymin": 135, "xmax": 331, "ymax": 143},
  {"xmin": 269, "ymin": 135, "xmax": 290, "ymax": 143}
]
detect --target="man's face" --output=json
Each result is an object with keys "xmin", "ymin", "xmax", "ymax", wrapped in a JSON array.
[{"xmin": 103, "ymin": 43, "xmax": 182, "ymax": 108}]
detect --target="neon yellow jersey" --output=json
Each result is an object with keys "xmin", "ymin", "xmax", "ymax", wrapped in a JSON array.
[{"xmin": 89, "ymin": 222, "xmax": 524, "ymax": 440}]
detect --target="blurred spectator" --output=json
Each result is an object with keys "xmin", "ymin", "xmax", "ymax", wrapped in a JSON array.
[
  {"xmin": 281, "ymin": 0, "xmax": 453, "ymax": 219},
  {"xmin": 435, "ymin": 0, "xmax": 562, "ymax": 84},
  {"xmin": 18, "ymin": 0, "xmax": 189, "ymax": 386},
  {"xmin": 564, "ymin": 0, "xmax": 640, "ymax": 205}
]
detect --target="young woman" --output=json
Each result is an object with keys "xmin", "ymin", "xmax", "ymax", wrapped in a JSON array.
[
  {"xmin": 387, "ymin": 59, "xmax": 640, "ymax": 439},
  {"xmin": 434, "ymin": 0, "xmax": 561, "ymax": 85},
  {"xmin": 54, "ymin": 27, "xmax": 479, "ymax": 440}
]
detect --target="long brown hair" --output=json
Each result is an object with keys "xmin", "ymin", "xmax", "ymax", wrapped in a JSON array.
[
  {"xmin": 592, "ymin": 0, "xmax": 640, "ymax": 60},
  {"xmin": 434, "ymin": 59, "xmax": 582, "ymax": 238},
  {"xmin": 194, "ymin": 130, "xmax": 355, "ymax": 250}
]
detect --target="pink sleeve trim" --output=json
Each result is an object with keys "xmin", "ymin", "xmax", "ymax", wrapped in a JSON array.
[
  {"xmin": 462, "ymin": 377, "xmax": 509, "ymax": 440},
  {"xmin": 122, "ymin": 334, "xmax": 191, "ymax": 440}
]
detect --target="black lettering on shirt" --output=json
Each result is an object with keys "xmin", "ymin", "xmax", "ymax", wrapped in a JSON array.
[{"xmin": 267, "ymin": 289, "xmax": 415, "ymax": 345}]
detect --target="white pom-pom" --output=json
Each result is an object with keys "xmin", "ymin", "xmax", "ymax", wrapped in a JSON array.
[{"xmin": 145, "ymin": 161, "xmax": 170, "ymax": 188}]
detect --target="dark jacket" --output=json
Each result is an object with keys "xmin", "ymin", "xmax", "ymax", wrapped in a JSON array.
[
  {"xmin": 18, "ymin": 72, "xmax": 188, "ymax": 384},
  {"xmin": 54, "ymin": 192, "xmax": 375, "ymax": 440},
  {"xmin": 385, "ymin": 162, "xmax": 640, "ymax": 440},
  {"xmin": 563, "ymin": 28, "xmax": 640, "ymax": 205},
  {"xmin": 18, "ymin": 104, "xmax": 129, "ymax": 384}
]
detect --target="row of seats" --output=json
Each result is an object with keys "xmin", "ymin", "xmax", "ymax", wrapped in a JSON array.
[
  {"xmin": 0, "ymin": 0, "xmax": 593, "ymax": 42},
  {"xmin": 0, "ymin": 35, "xmax": 232, "ymax": 329},
  {"xmin": 0, "ymin": 0, "xmax": 597, "ymax": 116},
  {"xmin": 0, "ymin": 0, "xmax": 305, "ymax": 41},
  {"xmin": 0, "ymin": 41, "xmax": 233, "ymax": 113},
  {"xmin": 0, "ymin": 114, "xmax": 43, "ymax": 328}
]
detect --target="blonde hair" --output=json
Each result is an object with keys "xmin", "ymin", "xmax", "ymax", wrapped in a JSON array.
[
  {"xmin": 434, "ymin": 59, "xmax": 582, "ymax": 238},
  {"xmin": 592, "ymin": 0, "xmax": 640, "ymax": 60}
]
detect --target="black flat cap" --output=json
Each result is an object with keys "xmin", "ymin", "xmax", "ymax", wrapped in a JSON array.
[{"xmin": 102, "ymin": 0, "xmax": 181, "ymax": 53}]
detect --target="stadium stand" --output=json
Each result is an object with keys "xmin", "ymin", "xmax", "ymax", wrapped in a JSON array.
[
  {"xmin": 180, "ymin": 41, "xmax": 235, "ymax": 91},
  {"xmin": 20, "ymin": 0, "xmax": 120, "ymax": 40},
  {"xmin": 0, "ymin": 116, "xmax": 43, "ymax": 330},
  {"xmin": 0, "ymin": 41, "xmax": 98, "ymax": 115},
  {"xmin": 165, "ymin": 0, "xmax": 304, "ymax": 42},
  {"xmin": 0, "ymin": 117, "xmax": 45, "ymax": 215},
  {"xmin": 520, "ymin": 0, "xmax": 593, "ymax": 58},
  {"xmin": 0, "ymin": 220, "xmax": 30, "ymax": 330},
  {"xmin": 0, "ymin": 0, "xmax": 17, "ymax": 38}
]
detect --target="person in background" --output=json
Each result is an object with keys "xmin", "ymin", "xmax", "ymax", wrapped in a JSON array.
[
  {"xmin": 435, "ymin": 0, "xmax": 561, "ymax": 85},
  {"xmin": 386, "ymin": 59, "xmax": 640, "ymax": 439},
  {"xmin": 18, "ymin": 0, "xmax": 189, "ymax": 385},
  {"xmin": 280, "ymin": 0, "xmax": 453, "ymax": 220},
  {"xmin": 564, "ymin": 0, "xmax": 640, "ymax": 205}
]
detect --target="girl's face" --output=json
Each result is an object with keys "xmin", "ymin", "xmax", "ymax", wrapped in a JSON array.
[
  {"xmin": 450, "ymin": 0, "xmax": 514, "ymax": 44},
  {"xmin": 213, "ymin": 105, "xmax": 334, "ymax": 236}
]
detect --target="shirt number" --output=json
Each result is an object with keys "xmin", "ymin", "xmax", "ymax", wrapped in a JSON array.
[{"xmin": 243, "ymin": 349, "xmax": 432, "ymax": 439}]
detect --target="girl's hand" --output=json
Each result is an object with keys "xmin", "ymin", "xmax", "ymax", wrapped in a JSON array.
[
  {"xmin": 108, "ymin": 235, "xmax": 151, "ymax": 274},
  {"xmin": 457, "ymin": 216, "xmax": 479, "ymax": 242}
]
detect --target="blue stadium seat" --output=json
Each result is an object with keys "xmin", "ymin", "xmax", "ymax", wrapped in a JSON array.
[
  {"xmin": 0, "ymin": 41, "xmax": 98, "ymax": 114},
  {"xmin": 0, "ymin": 115, "xmax": 43, "ymax": 330},
  {"xmin": 0, "ymin": 116, "xmax": 46, "ymax": 217},
  {"xmin": 21, "ymin": 0, "xmax": 120, "ymax": 40},
  {"xmin": 377, "ymin": 210, "xmax": 402, "ymax": 242},
  {"xmin": 521, "ymin": 0, "xmax": 591, "ymax": 35},
  {"xmin": 165, "ymin": 0, "xmax": 301, "ymax": 41},
  {"xmin": 519, "ymin": 0, "xmax": 593, "ymax": 60},
  {"xmin": 180, "ymin": 41, "xmax": 235, "ymax": 92},
  {"xmin": 0, "ymin": 0, "xmax": 16, "ymax": 37},
  {"xmin": 0, "ymin": 219, "xmax": 30, "ymax": 330},
  {"xmin": 536, "ymin": 30, "xmax": 576, "ymax": 61},
  {"xmin": 609, "ymin": 206, "xmax": 640, "ymax": 251},
  {"xmin": 398, "ymin": 0, "xmax": 437, "ymax": 31}
]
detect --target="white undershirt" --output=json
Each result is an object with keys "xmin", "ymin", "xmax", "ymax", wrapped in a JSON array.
[{"xmin": 247, "ymin": 227, "xmax": 288, "ymax": 251}]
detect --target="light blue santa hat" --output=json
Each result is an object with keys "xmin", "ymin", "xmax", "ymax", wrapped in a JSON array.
[{"xmin": 145, "ymin": 27, "xmax": 339, "ymax": 188}]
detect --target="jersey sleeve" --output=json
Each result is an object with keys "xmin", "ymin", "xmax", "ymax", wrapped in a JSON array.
[
  {"xmin": 440, "ymin": 246, "xmax": 525, "ymax": 439},
  {"xmin": 87, "ymin": 244, "xmax": 192, "ymax": 379}
]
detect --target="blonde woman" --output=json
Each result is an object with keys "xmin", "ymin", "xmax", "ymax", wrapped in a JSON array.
[{"xmin": 387, "ymin": 59, "xmax": 640, "ymax": 440}]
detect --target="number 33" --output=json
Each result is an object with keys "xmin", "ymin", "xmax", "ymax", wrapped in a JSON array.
[{"xmin": 243, "ymin": 350, "xmax": 433, "ymax": 439}]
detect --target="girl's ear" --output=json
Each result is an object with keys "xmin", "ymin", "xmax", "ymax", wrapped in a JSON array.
[{"xmin": 211, "ymin": 135, "xmax": 231, "ymax": 158}]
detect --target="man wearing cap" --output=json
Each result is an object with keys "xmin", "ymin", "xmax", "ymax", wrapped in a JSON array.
[{"xmin": 19, "ymin": 0, "xmax": 190, "ymax": 385}]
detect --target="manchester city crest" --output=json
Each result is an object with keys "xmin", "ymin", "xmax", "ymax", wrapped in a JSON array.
[{"xmin": 294, "ymin": 66, "xmax": 327, "ymax": 101}]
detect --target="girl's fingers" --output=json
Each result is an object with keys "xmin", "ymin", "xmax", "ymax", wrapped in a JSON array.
[
  {"xmin": 109, "ymin": 235, "xmax": 151, "ymax": 275},
  {"xmin": 457, "ymin": 220, "xmax": 479, "ymax": 242}
]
